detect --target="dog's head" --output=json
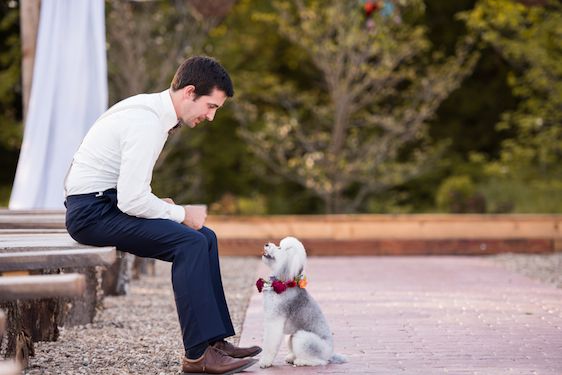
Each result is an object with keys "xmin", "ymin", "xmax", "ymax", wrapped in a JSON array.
[{"xmin": 262, "ymin": 236, "xmax": 307, "ymax": 280}]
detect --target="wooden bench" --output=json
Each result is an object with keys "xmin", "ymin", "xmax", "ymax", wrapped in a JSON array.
[
  {"xmin": 0, "ymin": 233, "xmax": 116, "ymax": 325},
  {"xmin": 0, "ymin": 246, "xmax": 115, "ymax": 272},
  {"xmin": 0, "ymin": 211, "xmax": 150, "ymax": 294},
  {"xmin": 0, "ymin": 211, "xmax": 64, "ymax": 229},
  {"xmin": 0, "ymin": 274, "xmax": 86, "ymax": 302},
  {"xmin": 0, "ymin": 234, "xmax": 116, "ymax": 368}
]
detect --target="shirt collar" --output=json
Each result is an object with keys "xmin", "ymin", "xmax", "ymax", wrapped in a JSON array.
[{"xmin": 159, "ymin": 89, "xmax": 180, "ymax": 133}]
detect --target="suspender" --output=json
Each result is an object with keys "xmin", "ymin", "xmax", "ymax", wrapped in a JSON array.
[{"xmin": 63, "ymin": 104, "xmax": 159, "ymax": 197}]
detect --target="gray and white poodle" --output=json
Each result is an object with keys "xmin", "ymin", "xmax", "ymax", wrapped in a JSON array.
[{"xmin": 256, "ymin": 236, "xmax": 346, "ymax": 368}]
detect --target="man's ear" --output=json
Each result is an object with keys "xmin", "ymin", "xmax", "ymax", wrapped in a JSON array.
[{"xmin": 183, "ymin": 85, "xmax": 196, "ymax": 99}]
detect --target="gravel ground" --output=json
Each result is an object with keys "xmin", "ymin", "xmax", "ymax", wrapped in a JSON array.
[
  {"xmin": 22, "ymin": 252, "xmax": 561, "ymax": 374},
  {"xmin": 488, "ymin": 252, "xmax": 562, "ymax": 289},
  {"xmin": 25, "ymin": 256, "xmax": 259, "ymax": 375}
]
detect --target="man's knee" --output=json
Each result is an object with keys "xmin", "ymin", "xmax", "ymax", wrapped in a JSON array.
[
  {"xmin": 199, "ymin": 226, "xmax": 218, "ymax": 246},
  {"xmin": 174, "ymin": 230, "xmax": 208, "ymax": 257}
]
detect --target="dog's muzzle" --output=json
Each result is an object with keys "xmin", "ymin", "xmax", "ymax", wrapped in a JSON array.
[{"xmin": 263, "ymin": 243, "xmax": 275, "ymax": 259}]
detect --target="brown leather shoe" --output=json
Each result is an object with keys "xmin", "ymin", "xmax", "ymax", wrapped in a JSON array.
[
  {"xmin": 182, "ymin": 346, "xmax": 257, "ymax": 374},
  {"xmin": 212, "ymin": 340, "xmax": 262, "ymax": 359}
]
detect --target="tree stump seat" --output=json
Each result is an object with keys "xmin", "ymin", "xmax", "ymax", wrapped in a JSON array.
[
  {"xmin": 0, "ymin": 232, "xmax": 116, "ymax": 368},
  {"xmin": 0, "ymin": 310, "xmax": 20, "ymax": 375}
]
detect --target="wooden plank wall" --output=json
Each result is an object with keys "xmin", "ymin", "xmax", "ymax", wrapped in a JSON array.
[{"xmin": 206, "ymin": 214, "xmax": 562, "ymax": 256}]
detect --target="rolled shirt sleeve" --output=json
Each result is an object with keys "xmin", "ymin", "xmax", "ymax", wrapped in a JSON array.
[{"xmin": 116, "ymin": 117, "xmax": 185, "ymax": 223}]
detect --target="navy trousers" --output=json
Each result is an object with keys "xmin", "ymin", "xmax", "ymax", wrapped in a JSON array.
[{"xmin": 65, "ymin": 189, "xmax": 235, "ymax": 351}]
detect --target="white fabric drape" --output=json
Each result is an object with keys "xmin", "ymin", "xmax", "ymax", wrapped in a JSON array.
[{"xmin": 10, "ymin": 0, "xmax": 107, "ymax": 209}]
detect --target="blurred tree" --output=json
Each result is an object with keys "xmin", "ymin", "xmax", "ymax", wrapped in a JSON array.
[
  {"xmin": 0, "ymin": 1, "xmax": 23, "ymax": 205},
  {"xmin": 399, "ymin": 0, "xmax": 517, "ymax": 213},
  {"xmin": 5, "ymin": 0, "xmax": 555, "ymax": 213},
  {"xmin": 232, "ymin": 0, "xmax": 478, "ymax": 213},
  {"xmin": 206, "ymin": 0, "xmax": 325, "ymax": 214},
  {"xmin": 425, "ymin": 0, "xmax": 516, "ymax": 159},
  {"xmin": 106, "ymin": 0, "xmax": 237, "ymax": 204},
  {"xmin": 106, "ymin": 0, "xmax": 236, "ymax": 102},
  {"xmin": 462, "ymin": 0, "xmax": 562, "ymax": 212}
]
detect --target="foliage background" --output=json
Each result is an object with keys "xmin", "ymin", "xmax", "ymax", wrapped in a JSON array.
[{"xmin": 0, "ymin": 0, "xmax": 559, "ymax": 214}]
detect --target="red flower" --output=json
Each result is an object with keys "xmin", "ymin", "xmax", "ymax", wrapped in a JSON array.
[
  {"xmin": 272, "ymin": 280, "xmax": 287, "ymax": 294},
  {"xmin": 364, "ymin": 1, "xmax": 375, "ymax": 17},
  {"xmin": 256, "ymin": 278, "xmax": 265, "ymax": 293},
  {"xmin": 286, "ymin": 280, "xmax": 297, "ymax": 288},
  {"xmin": 364, "ymin": 0, "xmax": 381, "ymax": 17}
]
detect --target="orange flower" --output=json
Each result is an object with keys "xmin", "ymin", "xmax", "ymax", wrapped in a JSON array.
[{"xmin": 298, "ymin": 276, "xmax": 307, "ymax": 289}]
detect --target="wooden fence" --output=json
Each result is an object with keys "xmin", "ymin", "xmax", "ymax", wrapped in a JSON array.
[{"xmin": 207, "ymin": 214, "xmax": 562, "ymax": 256}]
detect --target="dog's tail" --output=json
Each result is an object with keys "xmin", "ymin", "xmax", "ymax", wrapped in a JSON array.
[{"xmin": 329, "ymin": 353, "xmax": 347, "ymax": 364}]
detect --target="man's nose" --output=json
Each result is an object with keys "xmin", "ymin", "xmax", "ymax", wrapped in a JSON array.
[{"xmin": 206, "ymin": 111, "xmax": 215, "ymax": 121}]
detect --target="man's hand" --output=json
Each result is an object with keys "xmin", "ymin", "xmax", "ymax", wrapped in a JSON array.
[
  {"xmin": 161, "ymin": 197, "xmax": 175, "ymax": 204},
  {"xmin": 183, "ymin": 205, "xmax": 207, "ymax": 230}
]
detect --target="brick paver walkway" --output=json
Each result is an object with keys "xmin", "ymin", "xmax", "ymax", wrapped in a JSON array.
[{"xmin": 239, "ymin": 256, "xmax": 562, "ymax": 375}]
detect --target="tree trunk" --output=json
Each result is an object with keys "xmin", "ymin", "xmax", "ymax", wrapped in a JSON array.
[{"xmin": 19, "ymin": 0, "xmax": 41, "ymax": 124}]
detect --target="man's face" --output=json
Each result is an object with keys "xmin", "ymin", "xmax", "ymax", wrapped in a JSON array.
[{"xmin": 180, "ymin": 86, "xmax": 227, "ymax": 128}]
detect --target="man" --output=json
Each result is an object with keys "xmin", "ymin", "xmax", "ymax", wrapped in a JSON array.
[{"xmin": 64, "ymin": 56, "xmax": 261, "ymax": 374}]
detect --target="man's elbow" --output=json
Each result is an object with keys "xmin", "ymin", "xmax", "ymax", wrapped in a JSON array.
[{"xmin": 117, "ymin": 195, "xmax": 148, "ymax": 217}]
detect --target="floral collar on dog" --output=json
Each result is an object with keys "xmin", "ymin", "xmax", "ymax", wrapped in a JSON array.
[{"xmin": 256, "ymin": 275, "xmax": 307, "ymax": 294}]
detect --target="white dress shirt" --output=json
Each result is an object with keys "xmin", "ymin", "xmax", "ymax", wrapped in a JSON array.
[{"xmin": 65, "ymin": 89, "xmax": 186, "ymax": 223}]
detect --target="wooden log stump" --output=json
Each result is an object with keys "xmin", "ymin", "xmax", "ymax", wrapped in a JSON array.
[
  {"xmin": 60, "ymin": 267, "xmax": 103, "ymax": 326},
  {"xmin": 102, "ymin": 251, "xmax": 133, "ymax": 296},
  {"xmin": 0, "ymin": 272, "xmax": 85, "ymax": 368},
  {"xmin": 0, "ymin": 244, "xmax": 116, "ymax": 363},
  {"xmin": 0, "ymin": 303, "xmax": 27, "ymax": 367},
  {"xmin": 1, "ymin": 301, "xmax": 34, "ymax": 368},
  {"xmin": 132, "ymin": 256, "xmax": 155, "ymax": 279}
]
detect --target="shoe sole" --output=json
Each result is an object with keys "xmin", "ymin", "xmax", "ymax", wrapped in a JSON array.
[{"xmin": 182, "ymin": 358, "xmax": 258, "ymax": 375}]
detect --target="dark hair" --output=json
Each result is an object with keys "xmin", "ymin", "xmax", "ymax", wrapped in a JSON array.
[{"xmin": 171, "ymin": 56, "xmax": 234, "ymax": 98}]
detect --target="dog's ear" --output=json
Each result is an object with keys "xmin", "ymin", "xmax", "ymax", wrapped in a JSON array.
[{"xmin": 281, "ymin": 237, "xmax": 307, "ymax": 278}]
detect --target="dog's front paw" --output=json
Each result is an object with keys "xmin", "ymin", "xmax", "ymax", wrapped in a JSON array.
[
  {"xmin": 259, "ymin": 351, "xmax": 276, "ymax": 368},
  {"xmin": 285, "ymin": 353, "xmax": 295, "ymax": 364}
]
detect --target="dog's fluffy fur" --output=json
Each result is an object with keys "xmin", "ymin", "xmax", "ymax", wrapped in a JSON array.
[{"xmin": 258, "ymin": 236, "xmax": 346, "ymax": 368}]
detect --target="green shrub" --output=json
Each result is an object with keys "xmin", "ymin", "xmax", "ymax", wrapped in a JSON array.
[
  {"xmin": 436, "ymin": 175, "xmax": 486, "ymax": 213},
  {"xmin": 479, "ymin": 178, "xmax": 562, "ymax": 213},
  {"xmin": 210, "ymin": 193, "xmax": 268, "ymax": 215}
]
